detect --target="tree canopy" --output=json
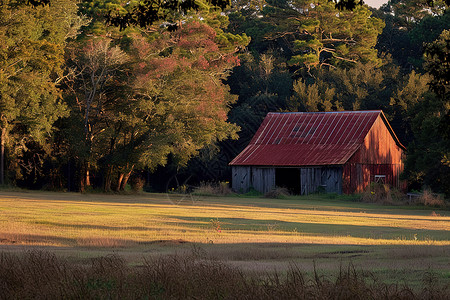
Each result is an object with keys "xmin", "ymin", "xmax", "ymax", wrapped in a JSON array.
[{"xmin": 1, "ymin": 0, "xmax": 449, "ymax": 196}]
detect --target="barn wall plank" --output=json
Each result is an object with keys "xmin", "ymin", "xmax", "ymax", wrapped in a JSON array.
[
  {"xmin": 322, "ymin": 167, "xmax": 343, "ymax": 194},
  {"xmin": 300, "ymin": 167, "xmax": 342, "ymax": 195},
  {"xmin": 252, "ymin": 167, "xmax": 275, "ymax": 193},
  {"xmin": 232, "ymin": 166, "xmax": 251, "ymax": 193}
]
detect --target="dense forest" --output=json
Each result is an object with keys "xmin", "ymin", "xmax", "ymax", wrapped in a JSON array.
[{"xmin": 0, "ymin": 0, "xmax": 449, "ymax": 196}]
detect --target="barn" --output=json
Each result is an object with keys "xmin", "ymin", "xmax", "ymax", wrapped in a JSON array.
[{"xmin": 229, "ymin": 110, "xmax": 406, "ymax": 195}]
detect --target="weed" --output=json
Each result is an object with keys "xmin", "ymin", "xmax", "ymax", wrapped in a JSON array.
[
  {"xmin": 266, "ymin": 222, "xmax": 279, "ymax": 232},
  {"xmin": 209, "ymin": 218, "xmax": 222, "ymax": 233}
]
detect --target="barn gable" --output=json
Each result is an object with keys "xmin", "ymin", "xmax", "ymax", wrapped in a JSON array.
[
  {"xmin": 230, "ymin": 111, "xmax": 405, "ymax": 194},
  {"xmin": 343, "ymin": 114, "xmax": 405, "ymax": 193}
]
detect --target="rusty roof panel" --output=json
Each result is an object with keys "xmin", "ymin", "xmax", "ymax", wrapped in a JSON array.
[{"xmin": 230, "ymin": 111, "xmax": 385, "ymax": 166}]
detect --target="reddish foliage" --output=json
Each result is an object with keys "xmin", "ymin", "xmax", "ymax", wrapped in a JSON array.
[{"xmin": 194, "ymin": 55, "xmax": 209, "ymax": 69}]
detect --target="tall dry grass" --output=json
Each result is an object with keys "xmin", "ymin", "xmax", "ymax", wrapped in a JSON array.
[
  {"xmin": 193, "ymin": 181, "xmax": 234, "ymax": 196},
  {"xmin": 264, "ymin": 187, "xmax": 290, "ymax": 199},
  {"xmin": 361, "ymin": 183, "xmax": 405, "ymax": 205},
  {"xmin": 416, "ymin": 190, "xmax": 446, "ymax": 207},
  {"xmin": 0, "ymin": 250, "xmax": 448, "ymax": 299},
  {"xmin": 361, "ymin": 183, "xmax": 448, "ymax": 208}
]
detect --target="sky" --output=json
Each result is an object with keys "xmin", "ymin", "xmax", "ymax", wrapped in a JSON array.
[{"xmin": 364, "ymin": 0, "xmax": 388, "ymax": 8}]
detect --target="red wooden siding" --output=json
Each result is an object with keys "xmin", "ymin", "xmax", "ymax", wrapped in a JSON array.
[{"xmin": 343, "ymin": 115, "xmax": 404, "ymax": 193}]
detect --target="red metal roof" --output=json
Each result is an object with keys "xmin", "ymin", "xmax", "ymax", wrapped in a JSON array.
[{"xmin": 230, "ymin": 111, "xmax": 402, "ymax": 166}]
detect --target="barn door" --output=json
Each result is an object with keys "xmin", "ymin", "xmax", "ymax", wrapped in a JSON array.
[{"xmin": 275, "ymin": 168, "xmax": 301, "ymax": 194}]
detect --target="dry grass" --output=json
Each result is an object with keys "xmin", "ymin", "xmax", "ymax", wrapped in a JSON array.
[
  {"xmin": 416, "ymin": 190, "xmax": 446, "ymax": 207},
  {"xmin": 361, "ymin": 184, "xmax": 448, "ymax": 209},
  {"xmin": 361, "ymin": 183, "xmax": 406, "ymax": 205},
  {"xmin": 0, "ymin": 250, "xmax": 448, "ymax": 300},
  {"xmin": 264, "ymin": 187, "xmax": 290, "ymax": 199},
  {"xmin": 193, "ymin": 181, "xmax": 234, "ymax": 196}
]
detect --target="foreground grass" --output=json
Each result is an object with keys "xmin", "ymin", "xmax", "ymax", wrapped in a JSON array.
[
  {"xmin": 1, "ymin": 250, "xmax": 448, "ymax": 300},
  {"xmin": 0, "ymin": 191, "xmax": 449, "ymax": 290}
]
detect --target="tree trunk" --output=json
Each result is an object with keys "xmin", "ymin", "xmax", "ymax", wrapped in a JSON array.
[
  {"xmin": 120, "ymin": 166, "xmax": 134, "ymax": 190},
  {"xmin": 80, "ymin": 171, "xmax": 85, "ymax": 193},
  {"xmin": 117, "ymin": 173, "xmax": 124, "ymax": 192},
  {"xmin": 80, "ymin": 162, "xmax": 90, "ymax": 192},
  {"xmin": 104, "ymin": 165, "xmax": 113, "ymax": 192},
  {"xmin": 0, "ymin": 127, "xmax": 5, "ymax": 185},
  {"xmin": 86, "ymin": 167, "xmax": 91, "ymax": 187}
]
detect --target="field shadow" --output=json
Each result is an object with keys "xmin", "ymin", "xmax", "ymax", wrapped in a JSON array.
[{"xmin": 173, "ymin": 215, "xmax": 450, "ymax": 241}]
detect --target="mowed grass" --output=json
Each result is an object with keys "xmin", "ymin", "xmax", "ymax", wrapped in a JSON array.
[
  {"xmin": 0, "ymin": 191, "xmax": 448, "ymax": 246},
  {"xmin": 0, "ymin": 191, "xmax": 449, "ymax": 288}
]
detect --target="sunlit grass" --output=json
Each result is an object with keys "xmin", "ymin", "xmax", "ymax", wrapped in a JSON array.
[{"xmin": 0, "ymin": 191, "xmax": 449, "ymax": 247}]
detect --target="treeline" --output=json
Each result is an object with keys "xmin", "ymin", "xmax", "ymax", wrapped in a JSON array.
[{"xmin": 0, "ymin": 0, "xmax": 449, "ymax": 196}]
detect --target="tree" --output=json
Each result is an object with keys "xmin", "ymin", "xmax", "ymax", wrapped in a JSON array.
[
  {"xmin": 105, "ymin": 20, "xmax": 246, "ymax": 190},
  {"xmin": 381, "ymin": 0, "xmax": 446, "ymax": 29},
  {"xmin": 424, "ymin": 29, "xmax": 450, "ymax": 100},
  {"xmin": 389, "ymin": 71, "xmax": 431, "ymax": 144},
  {"xmin": 289, "ymin": 60, "xmax": 400, "ymax": 111},
  {"xmin": 403, "ymin": 30, "xmax": 450, "ymax": 196},
  {"xmin": 64, "ymin": 37, "xmax": 129, "ymax": 190},
  {"xmin": 0, "ymin": 0, "xmax": 83, "ymax": 185},
  {"xmin": 224, "ymin": 53, "xmax": 293, "ymax": 163},
  {"xmin": 375, "ymin": 3, "xmax": 449, "ymax": 72},
  {"xmin": 104, "ymin": 0, "xmax": 376, "ymax": 31},
  {"xmin": 286, "ymin": 1, "xmax": 384, "ymax": 70},
  {"xmin": 61, "ymin": 5, "xmax": 248, "ymax": 191},
  {"xmin": 230, "ymin": 0, "xmax": 384, "ymax": 74}
]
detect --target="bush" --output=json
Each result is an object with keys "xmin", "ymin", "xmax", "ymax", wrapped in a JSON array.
[
  {"xmin": 242, "ymin": 187, "xmax": 263, "ymax": 197},
  {"xmin": 131, "ymin": 177, "xmax": 145, "ymax": 193}
]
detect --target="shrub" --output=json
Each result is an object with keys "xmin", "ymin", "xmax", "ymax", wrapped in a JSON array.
[
  {"xmin": 131, "ymin": 176, "xmax": 145, "ymax": 193},
  {"xmin": 242, "ymin": 187, "xmax": 263, "ymax": 197}
]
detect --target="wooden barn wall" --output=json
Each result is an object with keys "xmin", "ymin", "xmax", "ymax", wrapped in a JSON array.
[
  {"xmin": 252, "ymin": 167, "xmax": 275, "ymax": 193},
  {"xmin": 343, "ymin": 116, "xmax": 404, "ymax": 194},
  {"xmin": 322, "ymin": 167, "xmax": 343, "ymax": 194},
  {"xmin": 232, "ymin": 166, "xmax": 251, "ymax": 193},
  {"xmin": 300, "ymin": 167, "xmax": 342, "ymax": 195}
]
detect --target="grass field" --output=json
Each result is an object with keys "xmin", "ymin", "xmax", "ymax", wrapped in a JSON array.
[{"xmin": 0, "ymin": 190, "xmax": 449, "ymax": 289}]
